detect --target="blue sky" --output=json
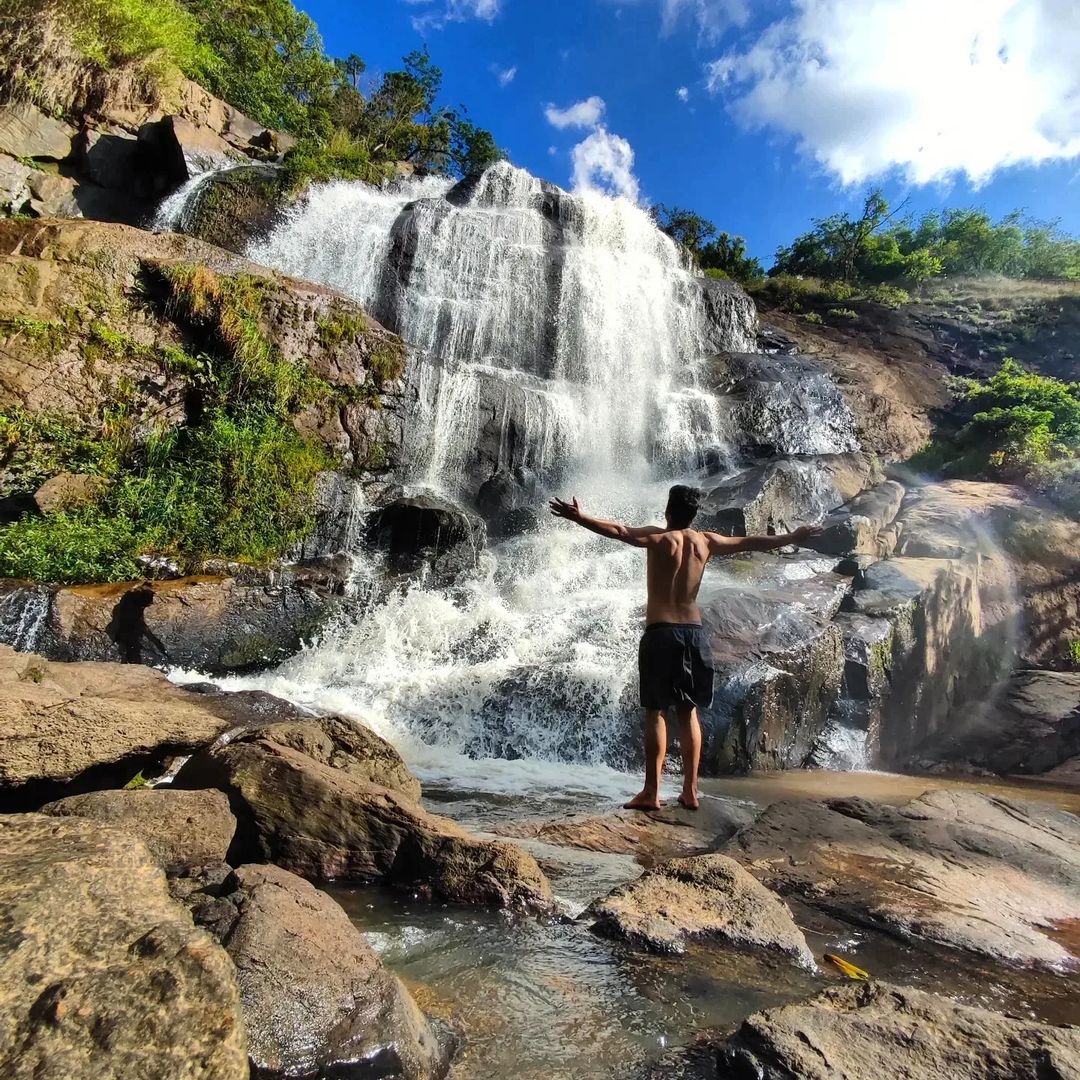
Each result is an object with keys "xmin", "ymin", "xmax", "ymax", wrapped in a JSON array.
[{"xmin": 300, "ymin": 0, "xmax": 1080, "ymax": 265}]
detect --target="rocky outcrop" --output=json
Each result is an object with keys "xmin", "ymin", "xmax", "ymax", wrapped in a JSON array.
[
  {"xmin": 716, "ymin": 980, "xmax": 1080, "ymax": 1080},
  {"xmin": 724, "ymin": 789, "xmax": 1080, "ymax": 970},
  {"xmin": 0, "ymin": 814, "xmax": 247, "ymax": 1080},
  {"xmin": 0, "ymin": 645, "xmax": 235, "ymax": 808},
  {"xmin": 366, "ymin": 492, "xmax": 485, "ymax": 581},
  {"xmin": 175, "ymin": 716, "xmax": 554, "ymax": 912},
  {"xmin": 702, "ymin": 570, "xmax": 849, "ymax": 772},
  {"xmin": 40, "ymin": 788, "xmax": 236, "ymax": 872},
  {"xmin": 586, "ymin": 853, "xmax": 815, "ymax": 965},
  {"xmin": 698, "ymin": 453, "xmax": 882, "ymax": 537},
  {"xmin": 906, "ymin": 669, "xmax": 1080, "ymax": 777},
  {"xmin": 186, "ymin": 863, "xmax": 453, "ymax": 1080},
  {"xmin": 476, "ymin": 466, "xmax": 542, "ymax": 538},
  {"xmin": 811, "ymin": 481, "xmax": 905, "ymax": 556}
]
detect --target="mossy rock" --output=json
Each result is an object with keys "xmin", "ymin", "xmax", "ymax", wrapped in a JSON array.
[{"xmin": 180, "ymin": 164, "xmax": 293, "ymax": 255}]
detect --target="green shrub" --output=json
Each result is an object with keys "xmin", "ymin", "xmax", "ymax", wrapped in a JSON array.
[
  {"xmin": 0, "ymin": 509, "xmax": 144, "ymax": 583},
  {"xmin": 0, "ymin": 408, "xmax": 117, "ymax": 497},
  {"xmin": 282, "ymin": 131, "xmax": 394, "ymax": 192},
  {"xmin": 317, "ymin": 308, "xmax": 366, "ymax": 349},
  {"xmin": 863, "ymin": 283, "xmax": 911, "ymax": 308},
  {"xmin": 1069, "ymin": 640, "xmax": 1080, "ymax": 669},
  {"xmin": 828, "ymin": 307, "xmax": 858, "ymax": 320},
  {"xmin": 803, "ymin": 312, "xmax": 824, "ymax": 325}
]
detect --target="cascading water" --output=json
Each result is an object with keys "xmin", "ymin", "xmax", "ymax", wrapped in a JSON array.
[{"xmin": 169, "ymin": 162, "xmax": 856, "ymax": 793}]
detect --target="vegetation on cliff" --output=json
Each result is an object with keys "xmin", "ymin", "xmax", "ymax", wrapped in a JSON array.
[{"xmin": 2, "ymin": 0, "xmax": 503, "ymax": 185}]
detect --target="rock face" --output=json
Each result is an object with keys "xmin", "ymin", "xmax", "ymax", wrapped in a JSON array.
[
  {"xmin": 908, "ymin": 669, "xmax": 1080, "ymax": 776},
  {"xmin": 175, "ymin": 716, "xmax": 554, "ymax": 912},
  {"xmin": 189, "ymin": 863, "xmax": 452, "ymax": 1080},
  {"xmin": 0, "ymin": 814, "xmax": 247, "ymax": 1080},
  {"xmin": 40, "ymin": 788, "xmax": 236, "ymax": 872},
  {"xmin": 811, "ymin": 481, "xmax": 905, "ymax": 556},
  {"xmin": 366, "ymin": 493, "xmax": 486, "ymax": 581},
  {"xmin": 716, "ymin": 980, "xmax": 1080, "ymax": 1080},
  {"xmin": 724, "ymin": 789, "xmax": 1080, "ymax": 970},
  {"xmin": 586, "ymin": 853, "xmax": 814, "ymax": 965},
  {"xmin": 0, "ymin": 645, "xmax": 235, "ymax": 808}
]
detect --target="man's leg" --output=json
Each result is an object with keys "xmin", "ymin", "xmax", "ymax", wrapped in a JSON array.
[
  {"xmin": 675, "ymin": 704, "xmax": 701, "ymax": 810},
  {"xmin": 624, "ymin": 709, "xmax": 666, "ymax": 810}
]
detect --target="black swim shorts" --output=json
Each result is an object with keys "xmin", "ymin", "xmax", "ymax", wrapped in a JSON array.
[{"xmin": 638, "ymin": 622, "xmax": 715, "ymax": 711}]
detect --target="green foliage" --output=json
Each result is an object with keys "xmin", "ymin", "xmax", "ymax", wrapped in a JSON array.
[
  {"xmin": 1068, "ymin": 640, "xmax": 1080, "ymax": 669},
  {"xmin": 911, "ymin": 360, "xmax": 1080, "ymax": 484},
  {"xmin": 650, "ymin": 206, "xmax": 764, "ymax": 286},
  {"xmin": 749, "ymin": 274, "xmax": 856, "ymax": 312},
  {"xmin": 0, "ymin": 314, "xmax": 70, "ymax": 353},
  {"xmin": 317, "ymin": 308, "xmax": 366, "ymax": 349},
  {"xmin": 124, "ymin": 771, "xmax": 149, "ymax": 789},
  {"xmin": 0, "ymin": 408, "xmax": 116, "ymax": 497},
  {"xmin": 0, "ymin": 509, "xmax": 144, "ymax": 583},
  {"xmin": 282, "ymin": 130, "xmax": 394, "ymax": 192},
  {"xmin": 828, "ymin": 308, "xmax": 858, "ymax": 320},
  {"xmin": 803, "ymin": 312, "xmax": 824, "ymax": 325}
]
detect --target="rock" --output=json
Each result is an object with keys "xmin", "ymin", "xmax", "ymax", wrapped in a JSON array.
[
  {"xmin": 367, "ymin": 493, "xmax": 485, "ymax": 580},
  {"xmin": 476, "ymin": 466, "xmax": 542, "ymax": 537},
  {"xmin": 716, "ymin": 980, "xmax": 1080, "ymax": 1080},
  {"xmin": 0, "ymin": 102, "xmax": 75, "ymax": 160},
  {"xmin": 701, "ymin": 571, "xmax": 850, "ymax": 772},
  {"xmin": 708, "ymin": 353, "xmax": 860, "ymax": 456},
  {"xmin": 193, "ymin": 863, "xmax": 453, "ymax": 1080},
  {"xmin": 0, "ymin": 155, "xmax": 32, "ymax": 213},
  {"xmin": 25, "ymin": 169, "xmax": 82, "ymax": 218},
  {"xmin": 0, "ymin": 814, "xmax": 247, "ymax": 1080},
  {"xmin": 810, "ymin": 481, "xmax": 905, "ymax": 556},
  {"xmin": 77, "ymin": 125, "xmax": 144, "ymax": 193},
  {"xmin": 893, "ymin": 480, "xmax": 1080, "ymax": 669},
  {"xmin": 32, "ymin": 472, "xmax": 107, "ymax": 514},
  {"xmin": 139, "ymin": 115, "xmax": 239, "ymax": 185},
  {"xmin": 175, "ymin": 718, "xmax": 554, "ymax": 912},
  {"xmin": 40, "ymin": 788, "xmax": 236, "ymax": 872},
  {"xmin": 699, "ymin": 277, "xmax": 759, "ymax": 354},
  {"xmin": 295, "ymin": 470, "xmax": 369, "ymax": 559},
  {"xmin": 907, "ymin": 669, "xmax": 1080, "ymax": 777},
  {"xmin": 0, "ymin": 645, "xmax": 236, "ymax": 808},
  {"xmin": 699, "ymin": 454, "xmax": 880, "ymax": 536},
  {"xmin": 586, "ymin": 853, "xmax": 815, "ymax": 964},
  {"xmin": 492, "ymin": 799, "xmax": 756, "ymax": 863},
  {"xmin": 176, "ymin": 163, "xmax": 293, "ymax": 253},
  {"xmin": 724, "ymin": 790, "xmax": 1080, "ymax": 970}
]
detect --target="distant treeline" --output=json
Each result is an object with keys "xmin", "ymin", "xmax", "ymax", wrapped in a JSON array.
[
  {"xmin": 4, "ymin": 0, "xmax": 503, "ymax": 185},
  {"xmin": 652, "ymin": 191, "xmax": 1080, "ymax": 289}
]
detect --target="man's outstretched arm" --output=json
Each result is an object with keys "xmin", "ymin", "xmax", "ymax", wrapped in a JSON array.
[
  {"xmin": 706, "ymin": 524, "xmax": 822, "ymax": 556},
  {"xmin": 549, "ymin": 497, "xmax": 660, "ymax": 547}
]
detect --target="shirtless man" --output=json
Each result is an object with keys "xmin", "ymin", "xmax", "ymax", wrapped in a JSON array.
[{"xmin": 550, "ymin": 484, "xmax": 821, "ymax": 811}]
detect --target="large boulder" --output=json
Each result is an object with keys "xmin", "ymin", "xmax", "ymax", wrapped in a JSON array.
[
  {"xmin": 40, "ymin": 788, "xmax": 236, "ymax": 873},
  {"xmin": 905, "ymin": 669, "xmax": 1080, "ymax": 777},
  {"xmin": 586, "ymin": 853, "xmax": 815, "ymax": 965},
  {"xmin": 0, "ymin": 646, "xmax": 235, "ymax": 808},
  {"xmin": 724, "ymin": 789, "xmax": 1080, "ymax": 970},
  {"xmin": 366, "ymin": 493, "xmax": 485, "ymax": 581},
  {"xmin": 699, "ymin": 454, "xmax": 881, "ymax": 537},
  {"xmin": 716, "ymin": 980, "xmax": 1080, "ymax": 1080},
  {"xmin": 476, "ymin": 466, "xmax": 542, "ymax": 538},
  {"xmin": 810, "ymin": 481, "xmax": 905, "ymax": 557},
  {"xmin": 175, "ymin": 717, "xmax": 554, "ymax": 912},
  {"xmin": 701, "ymin": 570, "xmax": 850, "ymax": 772},
  {"xmin": 188, "ymin": 863, "xmax": 453, "ymax": 1080},
  {"xmin": 0, "ymin": 102, "xmax": 76, "ymax": 160},
  {"xmin": 174, "ymin": 164, "xmax": 293, "ymax": 253},
  {"xmin": 0, "ymin": 814, "xmax": 247, "ymax": 1080}
]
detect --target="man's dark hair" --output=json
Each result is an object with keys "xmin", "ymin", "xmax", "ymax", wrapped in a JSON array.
[{"xmin": 666, "ymin": 484, "xmax": 702, "ymax": 529}]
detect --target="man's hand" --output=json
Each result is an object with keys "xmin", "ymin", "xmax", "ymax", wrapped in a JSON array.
[
  {"xmin": 790, "ymin": 524, "xmax": 823, "ymax": 544},
  {"xmin": 549, "ymin": 496, "xmax": 583, "ymax": 523}
]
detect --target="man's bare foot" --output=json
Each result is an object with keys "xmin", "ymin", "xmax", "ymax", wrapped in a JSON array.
[
  {"xmin": 677, "ymin": 791, "xmax": 700, "ymax": 810},
  {"xmin": 623, "ymin": 790, "xmax": 661, "ymax": 811}
]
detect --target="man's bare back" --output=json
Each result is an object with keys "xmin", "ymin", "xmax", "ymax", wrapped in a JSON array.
[{"xmin": 550, "ymin": 487, "xmax": 821, "ymax": 812}]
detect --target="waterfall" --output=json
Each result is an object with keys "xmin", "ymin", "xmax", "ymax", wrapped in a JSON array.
[{"xmin": 164, "ymin": 162, "xmax": 855, "ymax": 790}]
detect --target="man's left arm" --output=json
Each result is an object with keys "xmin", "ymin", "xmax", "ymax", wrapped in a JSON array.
[{"xmin": 549, "ymin": 497, "xmax": 660, "ymax": 547}]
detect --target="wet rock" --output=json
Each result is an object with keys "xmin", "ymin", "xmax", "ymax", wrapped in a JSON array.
[
  {"xmin": 193, "ymin": 863, "xmax": 453, "ymax": 1080},
  {"xmin": 0, "ymin": 155, "xmax": 32, "ymax": 213},
  {"xmin": 176, "ymin": 163, "xmax": 293, "ymax": 253},
  {"xmin": 716, "ymin": 980, "xmax": 1080, "ymax": 1080},
  {"xmin": 0, "ymin": 814, "xmax": 247, "ymax": 1080},
  {"xmin": 175, "ymin": 718, "xmax": 554, "ymax": 912},
  {"xmin": 699, "ymin": 278, "xmax": 759, "ymax": 355},
  {"xmin": 40, "ymin": 788, "xmax": 236, "ymax": 873},
  {"xmin": 708, "ymin": 353, "xmax": 860, "ymax": 456},
  {"xmin": 0, "ymin": 102, "xmax": 76, "ymax": 160},
  {"xmin": 295, "ymin": 470, "xmax": 368, "ymax": 559},
  {"xmin": 906, "ymin": 669, "xmax": 1080, "ymax": 777},
  {"xmin": 492, "ymin": 800, "xmax": 757, "ymax": 863},
  {"xmin": 586, "ymin": 853, "xmax": 815, "ymax": 964},
  {"xmin": 809, "ymin": 481, "xmax": 905, "ymax": 556},
  {"xmin": 476, "ymin": 466, "xmax": 542, "ymax": 538},
  {"xmin": 701, "ymin": 572, "xmax": 850, "ymax": 772},
  {"xmin": 724, "ymin": 790, "xmax": 1080, "ymax": 970},
  {"xmin": 367, "ymin": 493, "xmax": 485, "ymax": 581},
  {"xmin": 0, "ymin": 645, "xmax": 235, "ymax": 809},
  {"xmin": 32, "ymin": 472, "xmax": 107, "ymax": 513},
  {"xmin": 699, "ymin": 454, "xmax": 880, "ymax": 536}
]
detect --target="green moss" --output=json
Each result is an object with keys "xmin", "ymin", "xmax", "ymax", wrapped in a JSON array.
[
  {"xmin": 0, "ymin": 314, "xmax": 70, "ymax": 354},
  {"xmin": 316, "ymin": 308, "xmax": 366, "ymax": 349},
  {"xmin": 368, "ymin": 340, "xmax": 406, "ymax": 387}
]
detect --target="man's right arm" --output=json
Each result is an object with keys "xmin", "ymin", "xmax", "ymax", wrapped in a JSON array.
[{"xmin": 705, "ymin": 525, "xmax": 822, "ymax": 557}]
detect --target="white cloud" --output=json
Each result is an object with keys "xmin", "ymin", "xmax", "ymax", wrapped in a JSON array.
[
  {"xmin": 545, "ymin": 96, "xmax": 607, "ymax": 130},
  {"xmin": 676, "ymin": 85, "xmax": 690, "ymax": 102},
  {"xmin": 407, "ymin": 0, "xmax": 500, "ymax": 31},
  {"xmin": 611, "ymin": 0, "xmax": 749, "ymax": 42},
  {"xmin": 706, "ymin": 0, "xmax": 1080, "ymax": 186},
  {"xmin": 493, "ymin": 64, "xmax": 517, "ymax": 86},
  {"xmin": 548, "ymin": 145, "xmax": 558, "ymax": 155},
  {"xmin": 571, "ymin": 127, "xmax": 640, "ymax": 202}
]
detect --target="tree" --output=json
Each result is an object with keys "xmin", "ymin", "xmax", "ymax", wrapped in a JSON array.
[
  {"xmin": 650, "ymin": 205, "xmax": 717, "ymax": 255},
  {"xmin": 447, "ymin": 112, "xmax": 504, "ymax": 177},
  {"xmin": 699, "ymin": 232, "xmax": 764, "ymax": 285}
]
